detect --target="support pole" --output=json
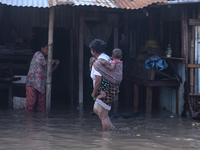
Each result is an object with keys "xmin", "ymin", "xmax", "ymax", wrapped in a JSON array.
[{"xmin": 46, "ymin": 7, "xmax": 55, "ymax": 117}]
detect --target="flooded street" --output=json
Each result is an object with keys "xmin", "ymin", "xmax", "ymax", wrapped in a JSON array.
[{"xmin": 0, "ymin": 106, "xmax": 200, "ymax": 150}]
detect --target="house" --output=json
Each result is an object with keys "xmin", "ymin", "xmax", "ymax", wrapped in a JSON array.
[{"xmin": 0, "ymin": 0, "xmax": 199, "ymax": 117}]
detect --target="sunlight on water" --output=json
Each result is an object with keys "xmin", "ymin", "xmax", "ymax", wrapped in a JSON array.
[{"xmin": 0, "ymin": 107, "xmax": 200, "ymax": 150}]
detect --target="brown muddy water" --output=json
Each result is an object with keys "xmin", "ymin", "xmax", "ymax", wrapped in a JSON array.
[{"xmin": 0, "ymin": 106, "xmax": 200, "ymax": 150}]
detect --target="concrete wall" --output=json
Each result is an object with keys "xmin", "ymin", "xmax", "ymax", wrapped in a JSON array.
[{"xmin": 160, "ymin": 62, "xmax": 185, "ymax": 115}]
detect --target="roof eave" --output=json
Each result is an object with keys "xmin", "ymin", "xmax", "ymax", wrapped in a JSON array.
[{"xmin": 157, "ymin": 1, "xmax": 200, "ymax": 5}]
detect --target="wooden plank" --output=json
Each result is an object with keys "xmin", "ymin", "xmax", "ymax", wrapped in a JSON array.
[
  {"xmin": 176, "ymin": 89, "xmax": 179, "ymax": 114},
  {"xmin": 189, "ymin": 93, "xmax": 200, "ymax": 96},
  {"xmin": 146, "ymin": 86, "xmax": 152, "ymax": 114},
  {"xmin": 148, "ymin": 80, "xmax": 180, "ymax": 87},
  {"xmin": 0, "ymin": 55, "xmax": 32, "ymax": 60},
  {"xmin": 70, "ymin": 9, "xmax": 76, "ymax": 108},
  {"xmin": 161, "ymin": 57, "xmax": 185, "ymax": 60},
  {"xmin": 190, "ymin": 25, "xmax": 195, "ymax": 93},
  {"xmin": 156, "ymin": 72, "xmax": 173, "ymax": 78},
  {"xmin": 167, "ymin": 59, "xmax": 182, "ymax": 83},
  {"xmin": 124, "ymin": 76, "xmax": 149, "ymax": 86},
  {"xmin": 161, "ymin": 57, "xmax": 186, "ymax": 63},
  {"xmin": 189, "ymin": 19, "xmax": 200, "ymax": 26},
  {"xmin": 8, "ymin": 82, "xmax": 12, "ymax": 109},
  {"xmin": 0, "ymin": 64, "xmax": 29, "ymax": 70},
  {"xmin": 124, "ymin": 11, "xmax": 129, "ymax": 62},
  {"xmin": 125, "ymin": 81, "xmax": 130, "ymax": 108},
  {"xmin": 0, "ymin": 77, "xmax": 21, "ymax": 81},
  {"xmin": 181, "ymin": 11, "xmax": 184, "ymax": 57},
  {"xmin": 124, "ymin": 76, "xmax": 180, "ymax": 87},
  {"xmin": 186, "ymin": 64, "xmax": 200, "ymax": 68},
  {"xmin": 161, "ymin": 21, "xmax": 164, "ymax": 50},
  {"xmin": 134, "ymin": 84, "xmax": 139, "ymax": 108},
  {"xmin": 149, "ymin": 11, "xmax": 154, "ymax": 40},
  {"xmin": 0, "ymin": 83, "xmax": 9, "ymax": 89}
]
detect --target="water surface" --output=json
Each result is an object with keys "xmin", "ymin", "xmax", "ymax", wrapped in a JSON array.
[{"xmin": 0, "ymin": 107, "xmax": 200, "ymax": 150}]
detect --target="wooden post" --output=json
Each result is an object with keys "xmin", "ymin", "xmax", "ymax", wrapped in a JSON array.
[
  {"xmin": 160, "ymin": 21, "xmax": 164, "ymax": 51},
  {"xmin": 149, "ymin": 10, "xmax": 154, "ymax": 40},
  {"xmin": 70, "ymin": 9, "xmax": 76, "ymax": 107},
  {"xmin": 181, "ymin": 11, "xmax": 185, "ymax": 58},
  {"xmin": 79, "ymin": 15, "xmax": 83, "ymax": 103},
  {"xmin": 134, "ymin": 84, "xmax": 139, "ymax": 108},
  {"xmin": 46, "ymin": 7, "xmax": 55, "ymax": 117},
  {"xmin": 184, "ymin": 7, "xmax": 195, "ymax": 117},
  {"xmin": 146, "ymin": 86, "xmax": 153, "ymax": 114},
  {"xmin": 176, "ymin": 88, "xmax": 179, "ymax": 114},
  {"xmin": 124, "ymin": 11, "xmax": 129, "ymax": 107},
  {"xmin": 190, "ymin": 9, "xmax": 195, "ymax": 93},
  {"xmin": 125, "ymin": 81, "xmax": 130, "ymax": 107}
]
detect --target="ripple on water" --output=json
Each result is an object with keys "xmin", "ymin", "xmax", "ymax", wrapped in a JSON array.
[{"xmin": 0, "ymin": 108, "xmax": 199, "ymax": 150}]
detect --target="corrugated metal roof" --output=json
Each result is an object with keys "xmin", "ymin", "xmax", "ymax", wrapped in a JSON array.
[
  {"xmin": 0, "ymin": 0, "xmax": 50, "ymax": 7},
  {"xmin": 0, "ymin": 0, "xmax": 167, "ymax": 9},
  {"xmin": 112, "ymin": 0, "xmax": 167, "ymax": 9},
  {"xmin": 159, "ymin": 0, "xmax": 200, "ymax": 5}
]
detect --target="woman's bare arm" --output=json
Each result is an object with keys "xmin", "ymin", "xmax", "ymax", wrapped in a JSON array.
[{"xmin": 92, "ymin": 75, "xmax": 102, "ymax": 100}]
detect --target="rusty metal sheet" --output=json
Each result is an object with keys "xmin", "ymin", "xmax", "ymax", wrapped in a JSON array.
[
  {"xmin": 0, "ymin": 0, "xmax": 167, "ymax": 9},
  {"xmin": 112, "ymin": 0, "xmax": 168, "ymax": 9}
]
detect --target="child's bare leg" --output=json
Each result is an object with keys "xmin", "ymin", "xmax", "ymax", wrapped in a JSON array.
[{"xmin": 97, "ymin": 91, "xmax": 106, "ymax": 99}]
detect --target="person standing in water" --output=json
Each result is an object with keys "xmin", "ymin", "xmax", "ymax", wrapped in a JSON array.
[
  {"xmin": 25, "ymin": 42, "xmax": 60, "ymax": 112},
  {"xmin": 90, "ymin": 39, "xmax": 119, "ymax": 131}
]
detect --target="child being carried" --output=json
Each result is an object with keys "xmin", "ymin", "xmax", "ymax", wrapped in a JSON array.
[{"xmin": 93, "ymin": 48, "xmax": 123, "ymax": 99}]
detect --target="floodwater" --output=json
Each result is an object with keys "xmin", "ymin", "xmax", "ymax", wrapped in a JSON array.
[{"xmin": 0, "ymin": 104, "xmax": 200, "ymax": 150}]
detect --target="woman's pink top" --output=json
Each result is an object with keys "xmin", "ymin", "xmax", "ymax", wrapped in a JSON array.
[{"xmin": 26, "ymin": 51, "xmax": 47, "ymax": 94}]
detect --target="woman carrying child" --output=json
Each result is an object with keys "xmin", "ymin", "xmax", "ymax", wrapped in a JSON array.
[{"xmin": 89, "ymin": 39, "xmax": 122, "ymax": 131}]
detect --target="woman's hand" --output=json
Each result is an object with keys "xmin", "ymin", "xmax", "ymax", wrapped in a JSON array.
[
  {"xmin": 54, "ymin": 59, "xmax": 60, "ymax": 66},
  {"xmin": 53, "ymin": 59, "xmax": 60, "ymax": 71}
]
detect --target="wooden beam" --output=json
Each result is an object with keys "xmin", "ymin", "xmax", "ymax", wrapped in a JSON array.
[
  {"xmin": 0, "ymin": 55, "xmax": 32, "ymax": 60},
  {"xmin": 0, "ymin": 64, "xmax": 29, "ymax": 70},
  {"xmin": 46, "ymin": 7, "xmax": 55, "ymax": 117},
  {"xmin": 189, "ymin": 19, "xmax": 200, "ymax": 26},
  {"xmin": 186, "ymin": 64, "xmax": 200, "ymax": 68},
  {"xmin": 190, "ymin": 93, "xmax": 200, "ymax": 96},
  {"xmin": 124, "ymin": 76, "xmax": 180, "ymax": 87}
]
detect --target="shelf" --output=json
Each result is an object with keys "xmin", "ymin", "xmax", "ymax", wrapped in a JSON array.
[{"xmin": 161, "ymin": 57, "xmax": 185, "ymax": 63}]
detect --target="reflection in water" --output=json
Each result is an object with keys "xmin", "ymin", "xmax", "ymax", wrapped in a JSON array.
[{"xmin": 0, "ymin": 108, "xmax": 200, "ymax": 150}]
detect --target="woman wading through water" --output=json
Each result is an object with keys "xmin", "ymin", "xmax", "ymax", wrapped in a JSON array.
[{"xmin": 89, "ymin": 39, "xmax": 120, "ymax": 131}]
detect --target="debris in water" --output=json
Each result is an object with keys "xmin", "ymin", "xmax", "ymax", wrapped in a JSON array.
[
  {"xmin": 133, "ymin": 134, "xmax": 141, "ymax": 136},
  {"xmin": 192, "ymin": 122, "xmax": 200, "ymax": 126},
  {"xmin": 104, "ymin": 138, "xmax": 112, "ymax": 141},
  {"xmin": 136, "ymin": 134, "xmax": 141, "ymax": 136}
]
